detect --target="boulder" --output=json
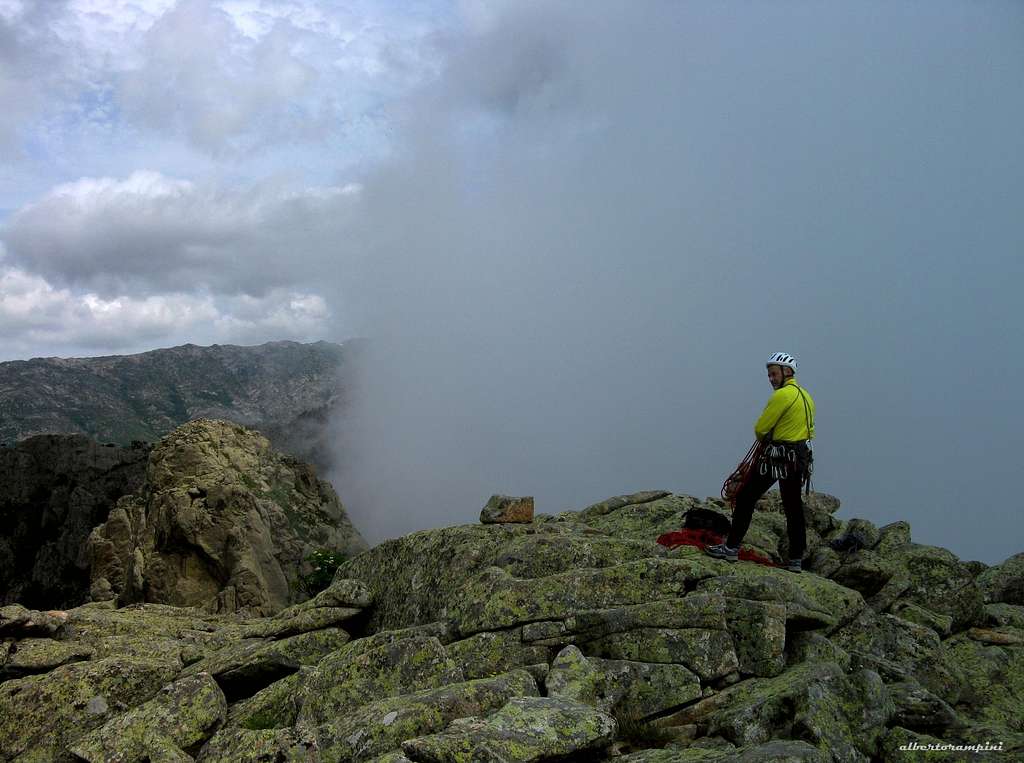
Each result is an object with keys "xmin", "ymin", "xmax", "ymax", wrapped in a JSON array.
[
  {"xmin": 87, "ymin": 419, "xmax": 366, "ymax": 616},
  {"xmin": 546, "ymin": 645, "xmax": 701, "ymax": 719},
  {"xmin": 312, "ymin": 669, "xmax": 539, "ymax": 762},
  {"xmin": 0, "ymin": 655, "xmax": 179, "ymax": 760},
  {"xmin": 296, "ymin": 636, "xmax": 464, "ymax": 727},
  {"xmin": 401, "ymin": 696, "xmax": 616, "ymax": 762},
  {"xmin": 69, "ymin": 672, "xmax": 227, "ymax": 762},
  {"xmin": 977, "ymin": 552, "xmax": 1024, "ymax": 606},
  {"xmin": 480, "ymin": 494, "xmax": 535, "ymax": 524}
]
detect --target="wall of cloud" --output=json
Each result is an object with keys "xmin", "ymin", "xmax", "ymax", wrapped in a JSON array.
[{"xmin": 326, "ymin": 1, "xmax": 1024, "ymax": 564}]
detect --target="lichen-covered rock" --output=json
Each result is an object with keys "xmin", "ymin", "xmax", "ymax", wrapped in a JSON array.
[
  {"xmin": 227, "ymin": 668, "xmax": 310, "ymax": 730},
  {"xmin": 197, "ymin": 727, "xmax": 319, "ymax": 762},
  {"xmin": 183, "ymin": 627, "xmax": 350, "ymax": 701},
  {"xmin": 288, "ymin": 577, "xmax": 373, "ymax": 611},
  {"xmin": 69, "ymin": 672, "xmax": 226, "ymax": 762},
  {"xmin": 87, "ymin": 419, "xmax": 367, "ymax": 616},
  {"xmin": 297, "ymin": 636, "xmax": 464, "ymax": 727},
  {"xmin": 445, "ymin": 628, "xmax": 548, "ymax": 679},
  {"xmin": 890, "ymin": 601, "xmax": 953, "ymax": 637},
  {"xmin": 0, "ymin": 604, "xmax": 68, "ymax": 638},
  {"xmin": 977, "ymin": 552, "xmax": 1024, "ymax": 606},
  {"xmin": 312, "ymin": 669, "xmax": 539, "ymax": 762},
  {"xmin": 887, "ymin": 681, "xmax": 961, "ymax": 733},
  {"xmin": 695, "ymin": 571, "xmax": 864, "ymax": 631},
  {"xmin": 451, "ymin": 559, "xmax": 712, "ymax": 636},
  {"xmin": 401, "ymin": 695, "xmax": 616, "ymax": 762},
  {"xmin": 0, "ymin": 655, "xmax": 178, "ymax": 760},
  {"xmin": 618, "ymin": 740, "xmax": 832, "ymax": 761},
  {"xmin": 703, "ymin": 662, "xmax": 892, "ymax": 762},
  {"xmin": 831, "ymin": 610, "xmax": 959, "ymax": 702},
  {"xmin": 546, "ymin": 645, "xmax": 701, "ymax": 719},
  {"xmin": 1, "ymin": 637, "xmax": 94, "ymax": 678},
  {"xmin": 784, "ymin": 632, "xmax": 851, "ymax": 671},
  {"xmin": 584, "ymin": 627, "xmax": 739, "ymax": 682},
  {"xmin": 480, "ymin": 494, "xmax": 535, "ymax": 524},
  {"xmin": 985, "ymin": 603, "xmax": 1024, "ymax": 629},
  {"xmin": 900, "ymin": 546, "xmax": 987, "ymax": 630},
  {"xmin": 240, "ymin": 606, "xmax": 361, "ymax": 638},
  {"xmin": 722, "ymin": 597, "xmax": 787, "ymax": 677},
  {"xmin": 943, "ymin": 631, "xmax": 1024, "ymax": 734}
]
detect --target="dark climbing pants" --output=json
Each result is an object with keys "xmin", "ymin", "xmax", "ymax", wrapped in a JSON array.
[{"xmin": 725, "ymin": 446, "xmax": 808, "ymax": 560}]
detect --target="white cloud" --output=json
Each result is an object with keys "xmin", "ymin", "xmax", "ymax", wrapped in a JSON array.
[
  {"xmin": 1, "ymin": 170, "xmax": 360, "ymax": 297},
  {"xmin": 0, "ymin": 264, "xmax": 330, "ymax": 360}
]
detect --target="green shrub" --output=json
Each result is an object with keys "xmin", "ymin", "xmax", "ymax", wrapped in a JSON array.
[{"xmin": 296, "ymin": 548, "xmax": 347, "ymax": 597}]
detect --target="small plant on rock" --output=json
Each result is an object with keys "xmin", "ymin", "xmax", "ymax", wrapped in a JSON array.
[{"xmin": 296, "ymin": 548, "xmax": 347, "ymax": 597}]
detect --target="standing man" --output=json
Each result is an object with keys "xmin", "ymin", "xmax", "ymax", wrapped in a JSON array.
[{"xmin": 706, "ymin": 352, "xmax": 816, "ymax": 572}]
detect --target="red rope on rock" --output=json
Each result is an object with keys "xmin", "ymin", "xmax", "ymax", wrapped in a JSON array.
[{"xmin": 656, "ymin": 528, "xmax": 778, "ymax": 567}]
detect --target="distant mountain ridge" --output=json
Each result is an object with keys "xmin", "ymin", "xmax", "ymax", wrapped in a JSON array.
[{"xmin": 0, "ymin": 340, "xmax": 348, "ymax": 472}]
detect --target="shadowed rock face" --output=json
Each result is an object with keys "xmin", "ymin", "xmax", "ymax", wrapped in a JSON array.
[
  {"xmin": 0, "ymin": 435, "xmax": 151, "ymax": 609},
  {"xmin": 87, "ymin": 419, "xmax": 367, "ymax": 616}
]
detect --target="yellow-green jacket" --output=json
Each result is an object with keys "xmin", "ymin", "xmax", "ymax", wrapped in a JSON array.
[{"xmin": 754, "ymin": 377, "xmax": 815, "ymax": 442}]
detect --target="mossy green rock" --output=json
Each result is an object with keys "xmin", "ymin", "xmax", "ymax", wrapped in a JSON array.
[
  {"xmin": 297, "ymin": 636, "xmax": 464, "ymax": 726},
  {"xmin": 401, "ymin": 695, "xmax": 616, "ymax": 762},
  {"xmin": 69, "ymin": 672, "xmax": 227, "ymax": 762},
  {"xmin": 183, "ymin": 627, "xmax": 350, "ymax": 701},
  {"xmin": 704, "ymin": 662, "xmax": 892, "ymax": 762},
  {"xmin": 451, "ymin": 559, "xmax": 712, "ymax": 637},
  {"xmin": 977, "ymin": 552, "xmax": 1024, "ymax": 606},
  {"xmin": 0, "ymin": 655, "xmax": 178, "ymax": 760},
  {"xmin": 944, "ymin": 632, "xmax": 1024, "ymax": 733},
  {"xmin": 585, "ymin": 627, "xmax": 739, "ymax": 681},
  {"xmin": 312, "ymin": 669, "xmax": 538, "ymax": 762},
  {"xmin": 1, "ymin": 637, "xmax": 94, "ymax": 676},
  {"xmin": 618, "ymin": 739, "xmax": 830, "ymax": 761},
  {"xmin": 722, "ymin": 597, "xmax": 786, "ymax": 677},
  {"xmin": 445, "ymin": 628, "xmax": 548, "ymax": 679},
  {"xmin": 227, "ymin": 668, "xmax": 310, "ymax": 730},
  {"xmin": 889, "ymin": 544, "xmax": 986, "ymax": 630},
  {"xmin": 197, "ymin": 727, "xmax": 318, "ymax": 762},
  {"xmin": 547, "ymin": 645, "xmax": 702, "ymax": 719},
  {"xmin": 831, "ymin": 610, "xmax": 959, "ymax": 701},
  {"xmin": 240, "ymin": 606, "xmax": 360, "ymax": 638},
  {"xmin": 696, "ymin": 566, "xmax": 864, "ymax": 631},
  {"xmin": 291, "ymin": 577, "xmax": 373, "ymax": 611},
  {"xmin": 887, "ymin": 681, "xmax": 961, "ymax": 733}
]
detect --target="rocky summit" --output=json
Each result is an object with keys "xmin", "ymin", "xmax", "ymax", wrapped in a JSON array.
[{"xmin": 2, "ymin": 482, "xmax": 1023, "ymax": 760}]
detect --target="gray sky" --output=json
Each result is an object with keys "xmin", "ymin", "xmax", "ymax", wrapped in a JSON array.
[{"xmin": 1, "ymin": 1, "xmax": 1021, "ymax": 563}]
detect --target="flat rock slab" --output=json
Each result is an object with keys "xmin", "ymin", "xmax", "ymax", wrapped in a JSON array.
[
  {"xmin": 311, "ymin": 669, "xmax": 539, "ymax": 762},
  {"xmin": 183, "ymin": 628, "xmax": 350, "ymax": 701},
  {"xmin": 451, "ymin": 558, "xmax": 715, "ymax": 637},
  {"xmin": 401, "ymin": 696, "xmax": 616, "ymax": 762},
  {"xmin": 445, "ymin": 628, "xmax": 548, "ymax": 680},
  {"xmin": 0, "ymin": 655, "xmax": 179, "ymax": 760},
  {"xmin": 584, "ymin": 627, "xmax": 739, "ymax": 682},
  {"xmin": 547, "ymin": 645, "xmax": 702, "ymax": 719},
  {"xmin": 1, "ymin": 637, "xmax": 94, "ymax": 676},
  {"xmin": 241, "ymin": 607, "xmax": 361, "ymax": 638},
  {"xmin": 197, "ymin": 727, "xmax": 319, "ymax": 762},
  {"xmin": 297, "ymin": 636, "xmax": 464, "ymax": 726},
  {"xmin": 70, "ymin": 672, "xmax": 227, "ymax": 762}
]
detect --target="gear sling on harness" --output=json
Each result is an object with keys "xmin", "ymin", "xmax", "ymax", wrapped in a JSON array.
[{"xmin": 721, "ymin": 384, "xmax": 814, "ymax": 506}]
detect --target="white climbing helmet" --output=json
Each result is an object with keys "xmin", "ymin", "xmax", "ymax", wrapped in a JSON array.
[{"xmin": 766, "ymin": 352, "xmax": 798, "ymax": 372}]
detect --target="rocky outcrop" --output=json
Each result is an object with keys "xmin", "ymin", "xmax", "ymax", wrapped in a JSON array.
[
  {"xmin": 1, "ymin": 487, "xmax": 1022, "ymax": 761},
  {"xmin": 87, "ymin": 419, "xmax": 367, "ymax": 616},
  {"xmin": 0, "ymin": 435, "xmax": 150, "ymax": 609}
]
